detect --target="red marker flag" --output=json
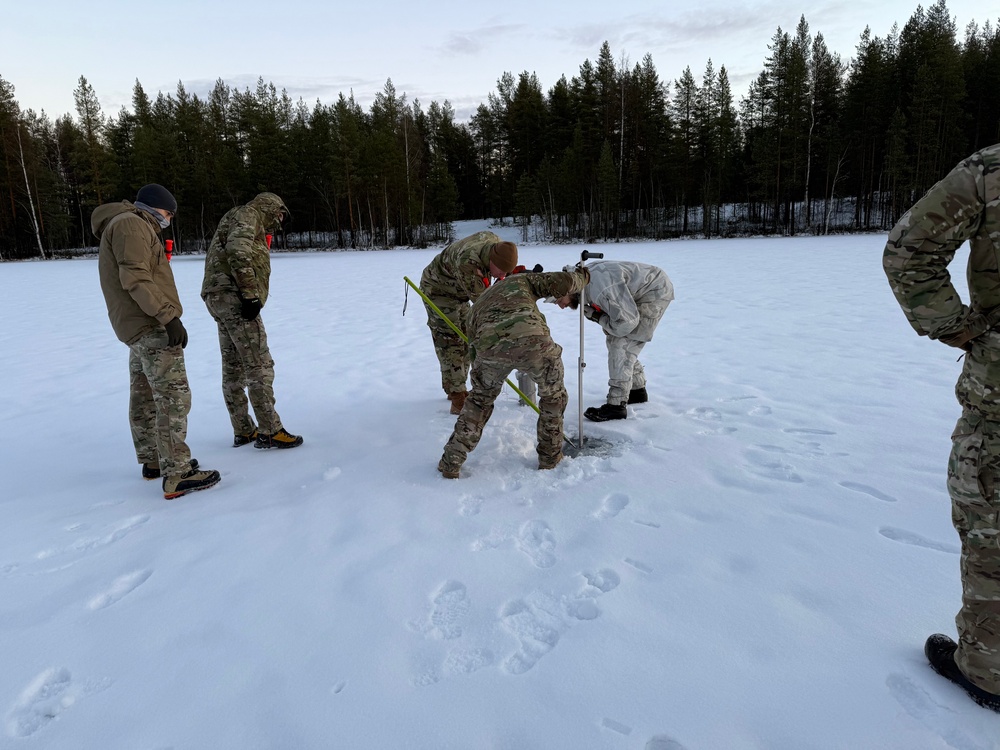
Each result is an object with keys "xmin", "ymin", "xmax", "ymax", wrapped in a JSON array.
[
  {"xmin": 165, "ymin": 239, "xmax": 173, "ymax": 261},
  {"xmin": 266, "ymin": 234, "xmax": 273, "ymax": 249}
]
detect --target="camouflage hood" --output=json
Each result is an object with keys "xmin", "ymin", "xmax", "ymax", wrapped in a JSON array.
[
  {"xmin": 247, "ymin": 192, "xmax": 289, "ymax": 229},
  {"xmin": 201, "ymin": 194, "xmax": 285, "ymax": 304}
]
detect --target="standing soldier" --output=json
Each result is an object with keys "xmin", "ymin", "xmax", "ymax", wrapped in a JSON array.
[
  {"xmin": 553, "ymin": 260, "xmax": 673, "ymax": 421},
  {"xmin": 93, "ymin": 183, "xmax": 222, "ymax": 499},
  {"xmin": 883, "ymin": 142, "xmax": 1000, "ymax": 712},
  {"xmin": 202, "ymin": 192, "xmax": 303, "ymax": 449},
  {"xmin": 420, "ymin": 232, "xmax": 519, "ymax": 414},
  {"xmin": 438, "ymin": 267, "xmax": 589, "ymax": 478}
]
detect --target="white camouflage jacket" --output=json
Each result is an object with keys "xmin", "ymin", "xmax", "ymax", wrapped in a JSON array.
[{"xmin": 584, "ymin": 260, "xmax": 673, "ymax": 341}]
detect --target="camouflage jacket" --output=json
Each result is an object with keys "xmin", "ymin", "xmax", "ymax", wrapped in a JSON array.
[
  {"xmin": 884, "ymin": 142, "xmax": 1000, "ymax": 414},
  {"xmin": 469, "ymin": 270, "xmax": 589, "ymax": 354},
  {"xmin": 92, "ymin": 201, "xmax": 182, "ymax": 345},
  {"xmin": 201, "ymin": 192, "xmax": 288, "ymax": 305},
  {"xmin": 420, "ymin": 231, "xmax": 498, "ymax": 303},
  {"xmin": 585, "ymin": 260, "xmax": 673, "ymax": 342}
]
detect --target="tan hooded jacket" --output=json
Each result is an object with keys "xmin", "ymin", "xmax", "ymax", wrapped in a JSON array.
[{"xmin": 93, "ymin": 201, "xmax": 182, "ymax": 345}]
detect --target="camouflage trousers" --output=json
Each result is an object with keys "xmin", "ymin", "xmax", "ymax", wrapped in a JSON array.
[
  {"xmin": 204, "ymin": 289, "xmax": 282, "ymax": 435},
  {"xmin": 604, "ymin": 300, "xmax": 669, "ymax": 404},
  {"xmin": 605, "ymin": 335, "xmax": 648, "ymax": 405},
  {"xmin": 128, "ymin": 331, "xmax": 192, "ymax": 478},
  {"xmin": 948, "ymin": 408, "xmax": 1000, "ymax": 693},
  {"xmin": 441, "ymin": 340, "xmax": 567, "ymax": 473},
  {"xmin": 423, "ymin": 294, "xmax": 471, "ymax": 395}
]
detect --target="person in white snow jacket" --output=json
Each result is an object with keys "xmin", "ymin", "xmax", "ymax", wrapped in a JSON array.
[{"xmin": 554, "ymin": 260, "xmax": 673, "ymax": 421}]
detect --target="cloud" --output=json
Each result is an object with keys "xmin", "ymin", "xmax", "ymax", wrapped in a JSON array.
[{"xmin": 440, "ymin": 23, "xmax": 532, "ymax": 56}]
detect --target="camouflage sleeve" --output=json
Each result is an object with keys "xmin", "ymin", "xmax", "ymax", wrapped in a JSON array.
[
  {"xmin": 114, "ymin": 221, "xmax": 179, "ymax": 324},
  {"xmin": 883, "ymin": 157, "xmax": 983, "ymax": 339},
  {"xmin": 225, "ymin": 207, "xmax": 262, "ymax": 299},
  {"xmin": 527, "ymin": 270, "xmax": 588, "ymax": 299},
  {"xmin": 457, "ymin": 261, "xmax": 489, "ymax": 301}
]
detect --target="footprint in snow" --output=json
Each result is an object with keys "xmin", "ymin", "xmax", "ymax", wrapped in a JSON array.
[
  {"xmin": 4, "ymin": 668, "xmax": 111, "ymax": 739},
  {"xmin": 601, "ymin": 718, "xmax": 632, "ymax": 735},
  {"xmin": 744, "ymin": 450, "xmax": 803, "ymax": 483},
  {"xmin": 458, "ymin": 494, "xmax": 483, "ymax": 517},
  {"xmin": 442, "ymin": 647, "xmax": 495, "ymax": 676},
  {"xmin": 500, "ymin": 598, "xmax": 562, "ymax": 675},
  {"xmin": 87, "ymin": 569, "xmax": 153, "ymax": 610},
  {"xmin": 409, "ymin": 580, "xmax": 470, "ymax": 640},
  {"xmin": 517, "ymin": 520, "xmax": 557, "ymax": 568},
  {"xmin": 593, "ymin": 492, "xmax": 629, "ymax": 520},
  {"xmin": 72, "ymin": 515, "xmax": 150, "ymax": 553},
  {"xmin": 582, "ymin": 568, "xmax": 621, "ymax": 594},
  {"xmin": 879, "ymin": 527, "xmax": 959, "ymax": 554},
  {"xmin": 646, "ymin": 736, "xmax": 689, "ymax": 750},
  {"xmin": 839, "ymin": 481, "xmax": 897, "ymax": 503},
  {"xmin": 886, "ymin": 672, "xmax": 993, "ymax": 750},
  {"xmin": 501, "ymin": 570, "xmax": 621, "ymax": 675},
  {"xmin": 687, "ymin": 406, "xmax": 722, "ymax": 422}
]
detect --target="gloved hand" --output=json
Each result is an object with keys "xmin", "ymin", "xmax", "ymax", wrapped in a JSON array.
[
  {"xmin": 165, "ymin": 317, "xmax": 188, "ymax": 348},
  {"xmin": 240, "ymin": 296, "xmax": 263, "ymax": 321},
  {"xmin": 939, "ymin": 329, "xmax": 974, "ymax": 351},
  {"xmin": 583, "ymin": 304, "xmax": 604, "ymax": 323},
  {"xmin": 938, "ymin": 308, "xmax": 1000, "ymax": 351},
  {"xmin": 531, "ymin": 264, "xmax": 543, "ymax": 273}
]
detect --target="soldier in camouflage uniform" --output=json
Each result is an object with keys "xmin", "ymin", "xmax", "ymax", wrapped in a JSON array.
[
  {"xmin": 884, "ymin": 142, "xmax": 1000, "ymax": 711},
  {"xmin": 438, "ymin": 268, "xmax": 589, "ymax": 478},
  {"xmin": 420, "ymin": 232, "xmax": 519, "ymax": 414},
  {"xmin": 93, "ymin": 183, "xmax": 222, "ymax": 500},
  {"xmin": 202, "ymin": 192, "xmax": 303, "ymax": 450}
]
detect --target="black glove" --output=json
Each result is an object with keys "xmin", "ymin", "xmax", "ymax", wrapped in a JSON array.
[
  {"xmin": 583, "ymin": 305, "xmax": 603, "ymax": 323},
  {"xmin": 531, "ymin": 264, "xmax": 543, "ymax": 273},
  {"xmin": 240, "ymin": 297, "xmax": 262, "ymax": 321},
  {"xmin": 165, "ymin": 317, "xmax": 188, "ymax": 348}
]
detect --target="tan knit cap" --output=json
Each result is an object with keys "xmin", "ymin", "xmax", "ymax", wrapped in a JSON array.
[{"xmin": 490, "ymin": 241, "xmax": 518, "ymax": 273}]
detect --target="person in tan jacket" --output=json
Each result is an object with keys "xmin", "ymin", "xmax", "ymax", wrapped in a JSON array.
[{"xmin": 94, "ymin": 183, "xmax": 221, "ymax": 500}]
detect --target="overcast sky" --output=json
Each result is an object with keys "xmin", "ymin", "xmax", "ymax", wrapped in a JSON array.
[{"xmin": 4, "ymin": 0, "xmax": 994, "ymax": 123}]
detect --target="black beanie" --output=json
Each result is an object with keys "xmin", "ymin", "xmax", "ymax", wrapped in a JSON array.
[{"xmin": 136, "ymin": 184, "xmax": 177, "ymax": 213}]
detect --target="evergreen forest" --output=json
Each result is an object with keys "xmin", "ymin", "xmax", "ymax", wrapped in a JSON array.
[{"xmin": 1, "ymin": 0, "xmax": 998, "ymax": 259}]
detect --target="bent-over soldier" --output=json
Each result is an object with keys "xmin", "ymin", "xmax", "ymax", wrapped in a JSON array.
[{"xmin": 438, "ymin": 267, "xmax": 589, "ymax": 478}]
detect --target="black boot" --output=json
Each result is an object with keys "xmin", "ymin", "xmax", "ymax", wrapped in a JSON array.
[
  {"xmin": 627, "ymin": 387, "xmax": 648, "ymax": 404},
  {"xmin": 584, "ymin": 403, "xmax": 627, "ymax": 422},
  {"xmin": 142, "ymin": 458, "xmax": 199, "ymax": 480},
  {"xmin": 233, "ymin": 430, "xmax": 258, "ymax": 447},
  {"xmin": 925, "ymin": 633, "xmax": 1000, "ymax": 712}
]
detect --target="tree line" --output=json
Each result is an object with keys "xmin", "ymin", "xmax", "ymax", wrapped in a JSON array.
[{"xmin": 0, "ymin": 0, "xmax": 997, "ymax": 260}]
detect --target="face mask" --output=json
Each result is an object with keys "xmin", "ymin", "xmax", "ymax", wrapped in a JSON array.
[{"xmin": 135, "ymin": 201, "xmax": 172, "ymax": 229}]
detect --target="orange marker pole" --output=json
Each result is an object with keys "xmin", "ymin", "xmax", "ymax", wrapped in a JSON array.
[
  {"xmin": 266, "ymin": 234, "xmax": 273, "ymax": 249},
  {"xmin": 165, "ymin": 239, "xmax": 173, "ymax": 261}
]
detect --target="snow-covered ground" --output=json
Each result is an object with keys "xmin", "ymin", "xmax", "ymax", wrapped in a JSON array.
[{"xmin": 2, "ymin": 223, "xmax": 996, "ymax": 749}]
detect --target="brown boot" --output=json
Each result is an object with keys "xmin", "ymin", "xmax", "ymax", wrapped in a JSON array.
[
  {"xmin": 162, "ymin": 469, "xmax": 222, "ymax": 499},
  {"xmin": 254, "ymin": 428, "xmax": 304, "ymax": 449},
  {"xmin": 448, "ymin": 391, "xmax": 467, "ymax": 415}
]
